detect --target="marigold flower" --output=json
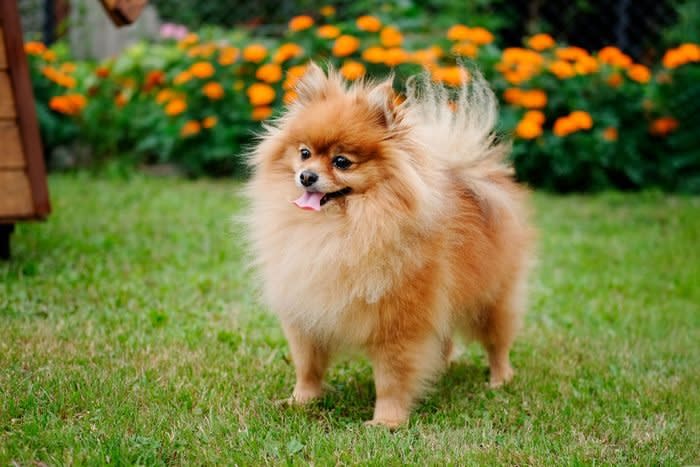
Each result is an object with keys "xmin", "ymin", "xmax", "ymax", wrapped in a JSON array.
[
  {"xmin": 548, "ymin": 60, "xmax": 576, "ymax": 79},
  {"xmin": 115, "ymin": 93, "xmax": 128, "ymax": 107},
  {"xmin": 320, "ymin": 5, "xmax": 335, "ymax": 16},
  {"xmin": 24, "ymin": 41, "xmax": 47, "ymax": 55},
  {"xmin": 243, "ymin": 44, "xmax": 268, "ymax": 63},
  {"xmin": 411, "ymin": 48, "xmax": 441, "ymax": 65},
  {"xmin": 190, "ymin": 62, "xmax": 215, "ymax": 79},
  {"xmin": 380, "ymin": 26, "xmax": 403, "ymax": 47},
  {"xmin": 202, "ymin": 116, "xmax": 218, "ymax": 129},
  {"xmin": 289, "ymin": 15, "xmax": 314, "ymax": 32},
  {"xmin": 333, "ymin": 35, "xmax": 360, "ymax": 57},
  {"xmin": 574, "ymin": 56, "xmax": 599, "ymax": 74},
  {"xmin": 255, "ymin": 63, "xmax": 283, "ymax": 84},
  {"xmin": 362, "ymin": 46, "xmax": 386, "ymax": 64},
  {"xmin": 503, "ymin": 88, "xmax": 522, "ymax": 104},
  {"xmin": 649, "ymin": 117, "xmax": 679, "ymax": 136},
  {"xmin": 468, "ymin": 27, "xmax": 494, "ymax": 45},
  {"xmin": 556, "ymin": 46, "xmax": 589, "ymax": 62},
  {"xmin": 603, "ymin": 127, "xmax": 618, "ymax": 141},
  {"xmin": 156, "ymin": 89, "xmax": 177, "ymax": 104},
  {"xmin": 569, "ymin": 110, "xmax": 593, "ymax": 130},
  {"xmin": 247, "ymin": 83, "xmax": 276, "ymax": 106},
  {"xmin": 519, "ymin": 89, "xmax": 547, "ymax": 109},
  {"xmin": 187, "ymin": 43, "xmax": 217, "ymax": 58},
  {"xmin": 202, "ymin": 82, "xmax": 224, "ymax": 100},
  {"xmin": 451, "ymin": 41, "xmax": 478, "ymax": 58},
  {"xmin": 606, "ymin": 72, "xmax": 623, "ymax": 87},
  {"xmin": 174, "ymin": 71, "xmax": 192, "ymax": 85},
  {"xmin": 431, "ymin": 66, "xmax": 469, "ymax": 86},
  {"xmin": 42, "ymin": 50, "xmax": 56, "ymax": 62},
  {"xmin": 181, "ymin": 120, "xmax": 201, "ymax": 137},
  {"xmin": 340, "ymin": 60, "xmax": 366, "ymax": 80},
  {"xmin": 679, "ymin": 43, "xmax": 700, "ymax": 61},
  {"xmin": 49, "ymin": 94, "xmax": 86, "ymax": 115},
  {"xmin": 252, "ymin": 106, "xmax": 273, "ymax": 121},
  {"xmin": 384, "ymin": 48, "xmax": 409, "ymax": 67},
  {"xmin": 356, "ymin": 15, "xmax": 382, "ymax": 32},
  {"xmin": 627, "ymin": 64, "xmax": 651, "ymax": 83},
  {"xmin": 515, "ymin": 119, "xmax": 542, "ymax": 139},
  {"xmin": 273, "ymin": 43, "xmax": 304, "ymax": 63},
  {"xmin": 598, "ymin": 46, "xmax": 632, "ymax": 68},
  {"xmin": 60, "ymin": 62, "xmax": 77, "ymax": 73},
  {"xmin": 218, "ymin": 46, "xmax": 239, "ymax": 66},
  {"xmin": 144, "ymin": 70, "xmax": 166, "ymax": 91},
  {"xmin": 41, "ymin": 66, "xmax": 76, "ymax": 88},
  {"xmin": 528, "ymin": 33, "xmax": 555, "ymax": 51},
  {"xmin": 523, "ymin": 110, "xmax": 545, "ymax": 126},
  {"xmin": 165, "ymin": 98, "xmax": 187, "ymax": 116},
  {"xmin": 317, "ymin": 25, "xmax": 341, "ymax": 39},
  {"xmin": 95, "ymin": 67, "xmax": 110, "ymax": 78},
  {"xmin": 178, "ymin": 33, "xmax": 199, "ymax": 49},
  {"xmin": 553, "ymin": 116, "xmax": 577, "ymax": 137},
  {"xmin": 284, "ymin": 65, "xmax": 308, "ymax": 90},
  {"xmin": 446, "ymin": 24, "xmax": 471, "ymax": 41}
]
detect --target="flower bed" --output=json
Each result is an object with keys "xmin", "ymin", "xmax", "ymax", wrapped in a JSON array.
[{"xmin": 24, "ymin": 8, "xmax": 700, "ymax": 191}]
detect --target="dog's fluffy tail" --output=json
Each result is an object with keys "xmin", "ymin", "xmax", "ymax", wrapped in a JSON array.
[{"xmin": 402, "ymin": 67, "xmax": 512, "ymax": 178}]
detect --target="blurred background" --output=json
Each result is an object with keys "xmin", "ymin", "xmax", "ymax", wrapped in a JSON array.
[{"xmin": 17, "ymin": 0, "xmax": 700, "ymax": 192}]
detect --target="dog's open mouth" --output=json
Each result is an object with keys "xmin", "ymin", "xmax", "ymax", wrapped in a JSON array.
[{"xmin": 293, "ymin": 188, "xmax": 352, "ymax": 211}]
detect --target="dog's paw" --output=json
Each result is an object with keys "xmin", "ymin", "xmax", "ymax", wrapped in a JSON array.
[
  {"xmin": 290, "ymin": 386, "xmax": 323, "ymax": 404},
  {"xmin": 488, "ymin": 365, "xmax": 514, "ymax": 389},
  {"xmin": 363, "ymin": 418, "xmax": 404, "ymax": 430}
]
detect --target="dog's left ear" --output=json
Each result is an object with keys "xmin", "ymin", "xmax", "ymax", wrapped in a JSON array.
[{"xmin": 367, "ymin": 77, "xmax": 397, "ymax": 128}]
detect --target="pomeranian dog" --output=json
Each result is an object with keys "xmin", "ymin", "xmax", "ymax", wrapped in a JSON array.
[{"xmin": 246, "ymin": 63, "xmax": 534, "ymax": 428}]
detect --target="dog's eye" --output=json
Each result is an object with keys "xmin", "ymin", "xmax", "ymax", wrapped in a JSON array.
[
  {"xmin": 332, "ymin": 155, "xmax": 352, "ymax": 170},
  {"xmin": 300, "ymin": 148, "xmax": 311, "ymax": 160}
]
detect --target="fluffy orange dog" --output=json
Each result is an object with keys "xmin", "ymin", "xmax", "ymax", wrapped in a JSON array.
[{"xmin": 246, "ymin": 64, "xmax": 534, "ymax": 427}]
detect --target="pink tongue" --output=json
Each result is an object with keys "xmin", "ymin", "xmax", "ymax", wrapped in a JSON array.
[{"xmin": 293, "ymin": 191, "xmax": 324, "ymax": 211}]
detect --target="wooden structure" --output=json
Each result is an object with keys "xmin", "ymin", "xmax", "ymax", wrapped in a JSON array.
[{"xmin": 0, "ymin": 1, "xmax": 50, "ymax": 259}]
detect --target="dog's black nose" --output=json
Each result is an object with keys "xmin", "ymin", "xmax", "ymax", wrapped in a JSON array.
[{"xmin": 299, "ymin": 170, "xmax": 318, "ymax": 187}]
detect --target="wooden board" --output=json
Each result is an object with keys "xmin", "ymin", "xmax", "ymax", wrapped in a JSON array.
[
  {"xmin": 0, "ymin": 72, "xmax": 16, "ymax": 118},
  {"xmin": 0, "ymin": 28, "xmax": 6, "ymax": 70},
  {"xmin": 0, "ymin": 122, "xmax": 24, "ymax": 168},
  {"xmin": 0, "ymin": 171, "xmax": 33, "ymax": 217}
]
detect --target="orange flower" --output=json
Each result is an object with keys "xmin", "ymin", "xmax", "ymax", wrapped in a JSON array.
[
  {"xmin": 503, "ymin": 88, "xmax": 522, "ymax": 104},
  {"xmin": 649, "ymin": 117, "xmax": 679, "ymax": 136},
  {"xmin": 284, "ymin": 65, "xmax": 308, "ymax": 90},
  {"xmin": 662, "ymin": 48, "xmax": 684, "ymax": 69},
  {"xmin": 598, "ymin": 46, "xmax": 632, "ymax": 68},
  {"xmin": 411, "ymin": 48, "xmax": 441, "ymax": 65},
  {"xmin": 187, "ymin": 43, "xmax": 217, "ymax": 58},
  {"xmin": 362, "ymin": 46, "xmax": 386, "ymax": 64},
  {"xmin": 320, "ymin": 5, "xmax": 336, "ymax": 16},
  {"xmin": 569, "ymin": 110, "xmax": 593, "ymax": 130},
  {"xmin": 190, "ymin": 62, "xmax": 215, "ymax": 79},
  {"xmin": 273, "ymin": 43, "xmax": 304, "ymax": 63},
  {"xmin": 202, "ymin": 82, "xmax": 224, "ymax": 100},
  {"xmin": 181, "ymin": 120, "xmax": 201, "ymax": 137},
  {"xmin": 515, "ymin": 119, "xmax": 542, "ymax": 139},
  {"xmin": 243, "ymin": 44, "xmax": 268, "ymax": 63},
  {"xmin": 340, "ymin": 60, "xmax": 366, "ymax": 80},
  {"xmin": 384, "ymin": 48, "xmax": 409, "ymax": 67},
  {"xmin": 574, "ymin": 56, "xmax": 599, "ymax": 75},
  {"xmin": 115, "ymin": 93, "xmax": 128, "ymax": 107},
  {"xmin": 247, "ymin": 83, "xmax": 276, "ymax": 106},
  {"xmin": 144, "ymin": 70, "xmax": 166, "ymax": 91},
  {"xmin": 284, "ymin": 90, "xmax": 298, "ymax": 104},
  {"xmin": 519, "ymin": 90, "xmax": 547, "ymax": 109},
  {"xmin": 49, "ymin": 94, "xmax": 86, "ymax": 115},
  {"xmin": 317, "ymin": 25, "xmax": 341, "ymax": 39},
  {"xmin": 202, "ymin": 116, "xmax": 218, "ymax": 129},
  {"xmin": 256, "ymin": 63, "xmax": 283, "ymax": 83},
  {"xmin": 333, "ymin": 35, "xmax": 360, "ymax": 57},
  {"xmin": 606, "ymin": 72, "xmax": 623, "ymax": 87},
  {"xmin": 523, "ymin": 110, "xmax": 545, "ymax": 126},
  {"xmin": 95, "ymin": 67, "xmax": 110, "ymax": 78},
  {"xmin": 24, "ymin": 41, "xmax": 47, "ymax": 55},
  {"xmin": 178, "ymin": 33, "xmax": 199, "ymax": 49},
  {"xmin": 446, "ymin": 24, "xmax": 471, "ymax": 41},
  {"xmin": 289, "ymin": 15, "xmax": 314, "ymax": 32},
  {"xmin": 42, "ymin": 50, "xmax": 57, "ymax": 62},
  {"xmin": 451, "ymin": 41, "xmax": 478, "ymax": 58},
  {"xmin": 431, "ymin": 66, "xmax": 469, "ymax": 86},
  {"xmin": 380, "ymin": 26, "xmax": 403, "ymax": 47},
  {"xmin": 556, "ymin": 46, "xmax": 589, "ymax": 62},
  {"xmin": 252, "ymin": 106, "xmax": 273, "ymax": 121},
  {"xmin": 356, "ymin": 15, "xmax": 382, "ymax": 32},
  {"xmin": 553, "ymin": 117, "xmax": 577, "ymax": 137},
  {"xmin": 679, "ymin": 43, "xmax": 700, "ymax": 61},
  {"xmin": 218, "ymin": 46, "xmax": 239, "ymax": 66},
  {"xmin": 627, "ymin": 64, "xmax": 651, "ymax": 83},
  {"xmin": 156, "ymin": 89, "xmax": 177, "ymax": 104},
  {"xmin": 174, "ymin": 71, "xmax": 192, "ymax": 85},
  {"xmin": 498, "ymin": 48, "xmax": 544, "ymax": 83},
  {"xmin": 548, "ymin": 60, "xmax": 576, "ymax": 79},
  {"xmin": 528, "ymin": 33, "xmax": 555, "ymax": 51},
  {"xmin": 603, "ymin": 127, "xmax": 618, "ymax": 141},
  {"xmin": 41, "ymin": 66, "xmax": 76, "ymax": 88},
  {"xmin": 165, "ymin": 98, "xmax": 187, "ymax": 116},
  {"xmin": 468, "ymin": 27, "xmax": 494, "ymax": 45},
  {"xmin": 60, "ymin": 62, "xmax": 76, "ymax": 73}
]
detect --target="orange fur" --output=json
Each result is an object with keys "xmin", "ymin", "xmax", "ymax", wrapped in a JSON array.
[{"xmin": 246, "ymin": 64, "xmax": 535, "ymax": 427}]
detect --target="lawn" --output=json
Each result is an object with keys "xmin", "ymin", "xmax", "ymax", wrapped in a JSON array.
[{"xmin": 1, "ymin": 174, "xmax": 698, "ymax": 465}]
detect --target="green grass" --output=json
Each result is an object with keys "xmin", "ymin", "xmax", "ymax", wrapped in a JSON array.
[{"xmin": 1, "ymin": 174, "xmax": 699, "ymax": 465}]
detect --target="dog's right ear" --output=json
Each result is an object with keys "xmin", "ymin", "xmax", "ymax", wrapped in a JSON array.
[{"xmin": 294, "ymin": 62, "xmax": 330, "ymax": 104}]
